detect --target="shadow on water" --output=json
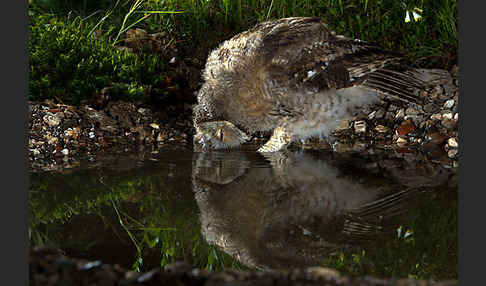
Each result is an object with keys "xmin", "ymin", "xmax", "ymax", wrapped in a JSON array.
[{"xmin": 29, "ymin": 148, "xmax": 457, "ymax": 279}]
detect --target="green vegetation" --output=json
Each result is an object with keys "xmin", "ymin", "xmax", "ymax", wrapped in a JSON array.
[
  {"xmin": 29, "ymin": 162, "xmax": 247, "ymax": 272},
  {"xmin": 29, "ymin": 0, "xmax": 457, "ymax": 105}
]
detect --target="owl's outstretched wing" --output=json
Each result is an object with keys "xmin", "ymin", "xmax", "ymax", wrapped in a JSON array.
[{"xmin": 256, "ymin": 17, "xmax": 434, "ymax": 105}]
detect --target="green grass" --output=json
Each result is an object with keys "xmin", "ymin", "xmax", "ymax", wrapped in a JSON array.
[{"xmin": 29, "ymin": 0, "xmax": 457, "ymax": 105}]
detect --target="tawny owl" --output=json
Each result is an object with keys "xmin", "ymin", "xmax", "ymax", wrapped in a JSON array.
[{"xmin": 193, "ymin": 17, "xmax": 448, "ymax": 152}]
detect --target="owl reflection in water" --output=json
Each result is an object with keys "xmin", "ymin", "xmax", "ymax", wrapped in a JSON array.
[
  {"xmin": 192, "ymin": 152, "xmax": 428, "ymax": 269},
  {"xmin": 193, "ymin": 17, "xmax": 450, "ymax": 152}
]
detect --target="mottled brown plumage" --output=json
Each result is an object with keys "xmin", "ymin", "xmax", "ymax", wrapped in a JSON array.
[{"xmin": 194, "ymin": 17, "xmax": 446, "ymax": 152}]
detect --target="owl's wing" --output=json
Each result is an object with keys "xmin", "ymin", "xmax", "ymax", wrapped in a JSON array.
[{"xmin": 258, "ymin": 18, "xmax": 436, "ymax": 105}]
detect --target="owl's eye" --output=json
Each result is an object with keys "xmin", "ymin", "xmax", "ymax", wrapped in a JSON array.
[{"xmin": 217, "ymin": 129, "xmax": 224, "ymax": 142}]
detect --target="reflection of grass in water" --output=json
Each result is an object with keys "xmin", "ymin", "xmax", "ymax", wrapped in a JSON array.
[{"xmin": 322, "ymin": 189, "xmax": 457, "ymax": 280}]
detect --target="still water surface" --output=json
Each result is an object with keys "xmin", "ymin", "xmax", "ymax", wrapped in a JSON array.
[{"xmin": 29, "ymin": 148, "xmax": 457, "ymax": 280}]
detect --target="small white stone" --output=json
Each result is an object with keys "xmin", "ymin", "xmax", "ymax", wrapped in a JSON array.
[
  {"xmin": 396, "ymin": 137, "xmax": 408, "ymax": 145},
  {"xmin": 374, "ymin": 125, "xmax": 389, "ymax": 133},
  {"xmin": 395, "ymin": 109, "xmax": 405, "ymax": 119},
  {"xmin": 149, "ymin": 123, "xmax": 160, "ymax": 130},
  {"xmin": 443, "ymin": 99, "xmax": 455, "ymax": 109},
  {"xmin": 354, "ymin": 120, "xmax": 367, "ymax": 133},
  {"xmin": 447, "ymin": 137, "xmax": 458, "ymax": 148},
  {"xmin": 368, "ymin": 111, "xmax": 377, "ymax": 120},
  {"xmin": 307, "ymin": 70, "xmax": 316, "ymax": 78},
  {"xmin": 61, "ymin": 148, "xmax": 69, "ymax": 155},
  {"xmin": 89, "ymin": 132, "xmax": 95, "ymax": 139},
  {"xmin": 442, "ymin": 112, "xmax": 453, "ymax": 120},
  {"xmin": 169, "ymin": 57, "xmax": 176, "ymax": 64},
  {"xmin": 43, "ymin": 115, "xmax": 61, "ymax": 127},
  {"xmin": 454, "ymin": 113, "xmax": 459, "ymax": 121}
]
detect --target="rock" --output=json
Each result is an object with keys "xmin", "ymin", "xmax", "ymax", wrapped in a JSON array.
[
  {"xmin": 405, "ymin": 107, "xmax": 420, "ymax": 115},
  {"xmin": 374, "ymin": 109, "xmax": 385, "ymax": 119},
  {"xmin": 43, "ymin": 114, "xmax": 61, "ymax": 127},
  {"xmin": 385, "ymin": 112, "xmax": 395, "ymax": 121},
  {"xmin": 149, "ymin": 123, "xmax": 160, "ymax": 130},
  {"xmin": 454, "ymin": 113, "xmax": 459, "ymax": 121},
  {"xmin": 425, "ymin": 131, "xmax": 446, "ymax": 145},
  {"xmin": 396, "ymin": 120, "xmax": 415, "ymax": 136},
  {"xmin": 429, "ymin": 85, "xmax": 443, "ymax": 100},
  {"xmin": 424, "ymin": 103, "xmax": 440, "ymax": 113},
  {"xmin": 442, "ymin": 113, "xmax": 453, "ymax": 120},
  {"xmin": 447, "ymin": 149, "xmax": 458, "ymax": 158},
  {"xmin": 335, "ymin": 120, "xmax": 350, "ymax": 131},
  {"xmin": 354, "ymin": 120, "xmax": 367, "ymax": 133},
  {"xmin": 395, "ymin": 109, "xmax": 405, "ymax": 119},
  {"xmin": 396, "ymin": 137, "xmax": 408, "ymax": 146},
  {"xmin": 447, "ymin": 137, "xmax": 458, "ymax": 148},
  {"xmin": 441, "ymin": 118, "xmax": 456, "ymax": 129},
  {"xmin": 443, "ymin": 99, "xmax": 455, "ymax": 109},
  {"xmin": 61, "ymin": 149, "xmax": 69, "ymax": 156},
  {"xmin": 374, "ymin": 125, "xmax": 389, "ymax": 133},
  {"xmin": 368, "ymin": 111, "xmax": 376, "ymax": 120},
  {"xmin": 430, "ymin": 114, "xmax": 442, "ymax": 121}
]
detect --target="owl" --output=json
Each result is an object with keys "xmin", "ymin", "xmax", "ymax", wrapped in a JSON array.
[{"xmin": 193, "ymin": 17, "xmax": 449, "ymax": 152}]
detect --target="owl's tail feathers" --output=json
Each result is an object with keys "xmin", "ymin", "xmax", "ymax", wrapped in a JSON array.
[
  {"xmin": 341, "ymin": 188, "xmax": 424, "ymax": 240},
  {"xmin": 360, "ymin": 68, "xmax": 452, "ymax": 105}
]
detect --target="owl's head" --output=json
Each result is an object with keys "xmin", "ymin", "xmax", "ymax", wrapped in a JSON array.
[{"xmin": 193, "ymin": 121, "xmax": 250, "ymax": 151}]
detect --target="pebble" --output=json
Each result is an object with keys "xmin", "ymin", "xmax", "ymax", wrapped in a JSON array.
[
  {"xmin": 374, "ymin": 125, "xmax": 389, "ymax": 133},
  {"xmin": 43, "ymin": 115, "xmax": 61, "ymax": 127},
  {"xmin": 395, "ymin": 109, "xmax": 405, "ymax": 119},
  {"xmin": 429, "ymin": 85, "xmax": 443, "ymax": 99},
  {"xmin": 447, "ymin": 137, "xmax": 458, "ymax": 148},
  {"xmin": 368, "ymin": 111, "xmax": 376, "ymax": 120},
  {"xmin": 396, "ymin": 137, "xmax": 408, "ymax": 146},
  {"xmin": 61, "ymin": 149, "xmax": 69, "ymax": 156},
  {"xmin": 448, "ymin": 149, "xmax": 458, "ymax": 158},
  {"xmin": 405, "ymin": 107, "xmax": 420, "ymax": 115},
  {"xmin": 396, "ymin": 120, "xmax": 415, "ymax": 136},
  {"xmin": 149, "ymin": 123, "xmax": 160, "ymax": 130},
  {"xmin": 441, "ymin": 118, "xmax": 456, "ymax": 129},
  {"xmin": 423, "ymin": 103, "xmax": 439, "ymax": 113},
  {"xmin": 374, "ymin": 109, "xmax": 385, "ymax": 119},
  {"xmin": 443, "ymin": 99, "xmax": 455, "ymax": 109},
  {"xmin": 426, "ymin": 132, "xmax": 446, "ymax": 145},
  {"xmin": 354, "ymin": 120, "xmax": 367, "ymax": 133},
  {"xmin": 430, "ymin": 114, "xmax": 441, "ymax": 120},
  {"xmin": 442, "ymin": 113, "xmax": 453, "ymax": 120},
  {"xmin": 335, "ymin": 120, "xmax": 350, "ymax": 131},
  {"xmin": 454, "ymin": 113, "xmax": 459, "ymax": 121}
]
